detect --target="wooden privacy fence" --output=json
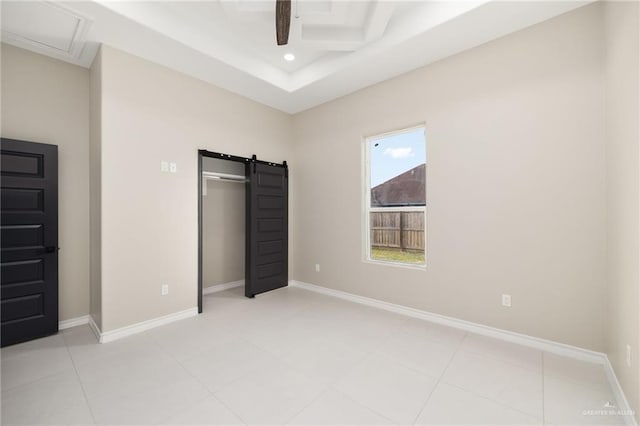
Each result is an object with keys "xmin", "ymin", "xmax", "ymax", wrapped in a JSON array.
[{"xmin": 370, "ymin": 211, "xmax": 425, "ymax": 251}]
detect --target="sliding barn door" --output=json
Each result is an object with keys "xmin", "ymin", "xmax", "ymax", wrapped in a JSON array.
[{"xmin": 245, "ymin": 163, "xmax": 288, "ymax": 297}]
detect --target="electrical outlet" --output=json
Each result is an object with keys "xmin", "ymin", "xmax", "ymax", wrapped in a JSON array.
[
  {"xmin": 627, "ymin": 344, "xmax": 632, "ymax": 367},
  {"xmin": 169, "ymin": 162, "xmax": 177, "ymax": 173},
  {"xmin": 162, "ymin": 284, "xmax": 169, "ymax": 296},
  {"xmin": 501, "ymin": 294, "xmax": 511, "ymax": 307},
  {"xmin": 160, "ymin": 161, "xmax": 169, "ymax": 172},
  {"xmin": 315, "ymin": 264, "xmax": 320, "ymax": 272}
]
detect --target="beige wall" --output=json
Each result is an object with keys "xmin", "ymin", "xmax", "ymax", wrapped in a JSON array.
[
  {"xmin": 202, "ymin": 179, "xmax": 245, "ymax": 287},
  {"xmin": 1, "ymin": 44, "xmax": 90, "ymax": 322},
  {"xmin": 3, "ymin": 12, "xmax": 638, "ymax": 419},
  {"xmin": 89, "ymin": 47, "xmax": 103, "ymax": 329},
  {"xmin": 292, "ymin": 3, "xmax": 607, "ymax": 351},
  {"xmin": 604, "ymin": 0, "xmax": 640, "ymax": 420},
  {"xmin": 97, "ymin": 45, "xmax": 293, "ymax": 332}
]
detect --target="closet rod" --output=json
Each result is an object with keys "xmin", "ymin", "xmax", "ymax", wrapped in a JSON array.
[
  {"xmin": 201, "ymin": 172, "xmax": 245, "ymax": 196},
  {"xmin": 205, "ymin": 177, "xmax": 245, "ymax": 184},
  {"xmin": 202, "ymin": 171, "xmax": 246, "ymax": 181}
]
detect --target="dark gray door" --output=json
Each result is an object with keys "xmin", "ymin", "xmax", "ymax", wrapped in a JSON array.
[
  {"xmin": 245, "ymin": 162, "xmax": 288, "ymax": 297},
  {"xmin": 1, "ymin": 138, "xmax": 58, "ymax": 347}
]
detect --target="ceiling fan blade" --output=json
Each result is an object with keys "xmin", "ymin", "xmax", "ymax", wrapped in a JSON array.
[{"xmin": 276, "ymin": 0, "xmax": 291, "ymax": 46}]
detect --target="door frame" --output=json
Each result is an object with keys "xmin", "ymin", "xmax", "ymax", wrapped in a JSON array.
[{"xmin": 197, "ymin": 150, "xmax": 287, "ymax": 313}]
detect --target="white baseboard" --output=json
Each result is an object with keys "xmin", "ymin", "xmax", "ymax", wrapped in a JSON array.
[
  {"xmin": 88, "ymin": 316, "xmax": 101, "ymax": 341},
  {"xmin": 59, "ymin": 315, "xmax": 90, "ymax": 330},
  {"xmin": 289, "ymin": 280, "xmax": 636, "ymax": 425},
  {"xmin": 88, "ymin": 308, "xmax": 198, "ymax": 344},
  {"xmin": 290, "ymin": 280, "xmax": 602, "ymax": 362},
  {"xmin": 604, "ymin": 357, "xmax": 637, "ymax": 426},
  {"xmin": 203, "ymin": 279, "xmax": 244, "ymax": 295}
]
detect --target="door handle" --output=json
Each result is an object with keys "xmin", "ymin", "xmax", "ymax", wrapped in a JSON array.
[{"xmin": 44, "ymin": 246, "xmax": 57, "ymax": 254}]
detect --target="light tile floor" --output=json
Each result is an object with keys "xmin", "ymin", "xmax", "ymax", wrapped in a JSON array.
[{"xmin": 0, "ymin": 286, "xmax": 629, "ymax": 425}]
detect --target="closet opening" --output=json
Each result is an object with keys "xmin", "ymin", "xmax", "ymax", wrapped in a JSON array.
[{"xmin": 197, "ymin": 150, "xmax": 289, "ymax": 313}]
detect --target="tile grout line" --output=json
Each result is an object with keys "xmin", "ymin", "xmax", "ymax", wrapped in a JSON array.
[
  {"xmin": 5, "ymin": 289, "xmax": 613, "ymax": 426},
  {"xmin": 146, "ymin": 331, "xmax": 215, "ymax": 425},
  {"xmin": 455, "ymin": 346, "xmax": 544, "ymax": 375},
  {"xmin": 280, "ymin": 311, "xmax": 454, "ymax": 425},
  {"xmin": 291, "ymin": 282, "xmax": 626, "ymax": 423},
  {"xmin": 542, "ymin": 351, "xmax": 547, "ymax": 425},
  {"xmin": 281, "ymin": 319, "xmax": 410, "ymax": 425},
  {"xmin": 215, "ymin": 298, "xmax": 327, "ymax": 361},
  {"xmin": 205, "ymin": 300, "xmax": 342, "ymax": 425},
  {"xmin": 283, "ymin": 386, "xmax": 332, "ymax": 424},
  {"xmin": 0, "ymin": 366, "xmax": 69, "ymax": 394},
  {"xmin": 203, "ymin": 307, "xmax": 328, "ymax": 396},
  {"xmin": 296, "ymin": 332, "xmax": 399, "ymax": 423},
  {"xmin": 208, "ymin": 395, "xmax": 248, "ymax": 426},
  {"xmin": 449, "ymin": 341, "xmax": 612, "ymax": 423},
  {"xmin": 144, "ymin": 329, "xmax": 248, "ymax": 426},
  {"xmin": 0, "ymin": 337, "xmax": 84, "ymax": 394},
  {"xmin": 69, "ymin": 290, "xmax": 567, "ymax": 425},
  {"xmin": 300, "ymin": 286, "xmax": 617, "ymax": 415},
  {"xmin": 433, "ymin": 333, "xmax": 545, "ymax": 422},
  {"xmin": 410, "ymin": 330, "xmax": 469, "ymax": 425},
  {"xmin": 61, "ymin": 329, "xmax": 99, "ymax": 426},
  {"xmin": 216, "ymin": 302, "xmax": 372, "ymax": 424},
  {"xmin": 253, "ymin": 296, "xmax": 410, "ymax": 424},
  {"xmin": 409, "ymin": 331, "xmax": 546, "ymax": 423},
  {"xmin": 330, "ymin": 386, "xmax": 397, "ymax": 424},
  {"xmin": 441, "ymin": 380, "xmax": 545, "ymax": 422}
]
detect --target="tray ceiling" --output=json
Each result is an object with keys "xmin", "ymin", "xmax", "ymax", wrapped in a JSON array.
[{"xmin": 1, "ymin": 1, "xmax": 593, "ymax": 113}]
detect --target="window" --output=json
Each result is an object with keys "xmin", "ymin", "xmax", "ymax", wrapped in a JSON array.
[{"xmin": 364, "ymin": 126, "xmax": 426, "ymax": 266}]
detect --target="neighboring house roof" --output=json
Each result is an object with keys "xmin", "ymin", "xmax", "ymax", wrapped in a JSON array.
[{"xmin": 371, "ymin": 163, "xmax": 426, "ymax": 207}]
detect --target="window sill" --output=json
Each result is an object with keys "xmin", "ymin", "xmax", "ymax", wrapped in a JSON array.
[{"xmin": 362, "ymin": 258, "xmax": 427, "ymax": 271}]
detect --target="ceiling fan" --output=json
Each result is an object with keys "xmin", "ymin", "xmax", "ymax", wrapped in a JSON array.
[{"xmin": 275, "ymin": 0, "xmax": 291, "ymax": 45}]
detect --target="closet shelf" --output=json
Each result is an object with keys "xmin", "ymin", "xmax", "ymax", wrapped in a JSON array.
[{"xmin": 202, "ymin": 171, "xmax": 246, "ymax": 183}]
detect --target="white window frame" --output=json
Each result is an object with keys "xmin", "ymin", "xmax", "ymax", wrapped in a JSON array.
[{"xmin": 362, "ymin": 125, "xmax": 427, "ymax": 269}]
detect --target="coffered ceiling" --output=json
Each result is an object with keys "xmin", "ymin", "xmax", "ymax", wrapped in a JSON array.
[{"xmin": 1, "ymin": 1, "xmax": 593, "ymax": 113}]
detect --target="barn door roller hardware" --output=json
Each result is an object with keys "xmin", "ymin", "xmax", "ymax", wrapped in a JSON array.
[{"xmin": 198, "ymin": 150, "xmax": 287, "ymax": 170}]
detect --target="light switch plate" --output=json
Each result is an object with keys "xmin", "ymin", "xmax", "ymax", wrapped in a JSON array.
[
  {"xmin": 169, "ymin": 162, "xmax": 177, "ymax": 173},
  {"xmin": 161, "ymin": 161, "xmax": 169, "ymax": 172}
]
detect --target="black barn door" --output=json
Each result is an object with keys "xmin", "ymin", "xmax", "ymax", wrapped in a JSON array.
[
  {"xmin": 245, "ymin": 162, "xmax": 288, "ymax": 297},
  {"xmin": 1, "ymin": 138, "xmax": 58, "ymax": 347}
]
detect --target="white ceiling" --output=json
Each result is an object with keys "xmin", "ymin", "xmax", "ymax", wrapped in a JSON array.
[{"xmin": 1, "ymin": 0, "xmax": 593, "ymax": 113}]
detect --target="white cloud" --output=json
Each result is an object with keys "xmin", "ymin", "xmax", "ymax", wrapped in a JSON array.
[{"xmin": 384, "ymin": 147, "xmax": 414, "ymax": 159}]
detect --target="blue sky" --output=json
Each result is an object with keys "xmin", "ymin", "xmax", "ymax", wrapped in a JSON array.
[{"xmin": 370, "ymin": 127, "xmax": 426, "ymax": 187}]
